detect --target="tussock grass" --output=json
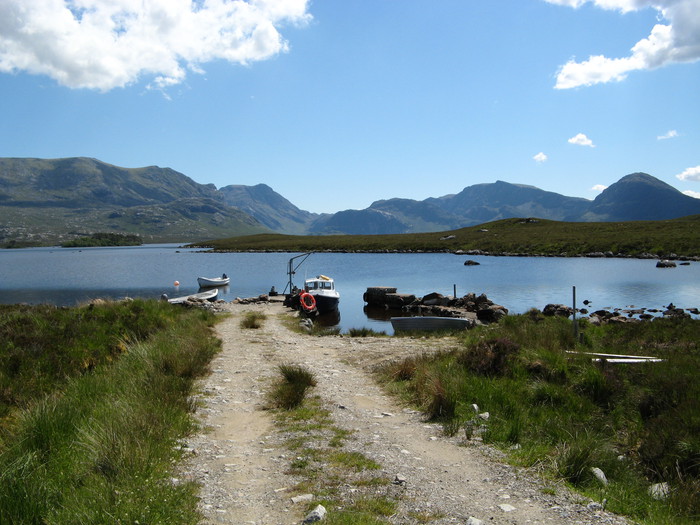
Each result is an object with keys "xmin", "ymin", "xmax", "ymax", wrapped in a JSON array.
[
  {"xmin": 0, "ymin": 300, "xmax": 220, "ymax": 523},
  {"xmin": 379, "ymin": 314, "xmax": 700, "ymax": 524},
  {"xmin": 269, "ymin": 364, "xmax": 317, "ymax": 410},
  {"xmin": 347, "ymin": 327, "xmax": 387, "ymax": 337},
  {"xmin": 240, "ymin": 310, "xmax": 267, "ymax": 329}
]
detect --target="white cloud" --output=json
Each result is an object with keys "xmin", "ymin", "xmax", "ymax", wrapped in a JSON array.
[
  {"xmin": 592, "ymin": 184, "xmax": 608, "ymax": 192},
  {"xmin": 676, "ymin": 165, "xmax": 700, "ymax": 181},
  {"xmin": 568, "ymin": 133, "xmax": 596, "ymax": 147},
  {"xmin": 533, "ymin": 152, "xmax": 548, "ymax": 162},
  {"xmin": 0, "ymin": 0, "xmax": 312, "ymax": 91},
  {"xmin": 657, "ymin": 129, "xmax": 679, "ymax": 140},
  {"xmin": 683, "ymin": 190, "xmax": 700, "ymax": 198},
  {"xmin": 546, "ymin": 0, "xmax": 700, "ymax": 89}
]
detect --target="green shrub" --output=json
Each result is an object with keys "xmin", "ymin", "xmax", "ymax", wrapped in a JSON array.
[{"xmin": 457, "ymin": 337, "xmax": 520, "ymax": 377}]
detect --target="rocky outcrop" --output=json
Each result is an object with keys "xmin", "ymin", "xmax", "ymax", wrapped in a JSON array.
[
  {"xmin": 543, "ymin": 304, "xmax": 574, "ymax": 317},
  {"xmin": 363, "ymin": 288, "xmax": 508, "ymax": 325},
  {"xmin": 656, "ymin": 260, "xmax": 677, "ymax": 268}
]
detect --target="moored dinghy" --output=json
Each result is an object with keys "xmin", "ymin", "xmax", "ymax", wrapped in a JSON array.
[
  {"xmin": 165, "ymin": 288, "xmax": 219, "ymax": 304},
  {"xmin": 197, "ymin": 273, "xmax": 230, "ymax": 288}
]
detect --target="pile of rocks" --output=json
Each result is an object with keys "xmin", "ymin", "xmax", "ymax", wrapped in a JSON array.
[
  {"xmin": 542, "ymin": 302, "xmax": 695, "ymax": 324},
  {"xmin": 363, "ymin": 287, "xmax": 508, "ymax": 324},
  {"xmin": 231, "ymin": 294, "xmax": 271, "ymax": 305}
]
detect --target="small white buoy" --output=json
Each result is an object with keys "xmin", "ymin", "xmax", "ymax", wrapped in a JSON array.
[{"xmin": 174, "ymin": 280, "xmax": 180, "ymax": 286}]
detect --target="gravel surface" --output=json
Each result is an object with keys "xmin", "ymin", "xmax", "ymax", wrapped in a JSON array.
[{"xmin": 183, "ymin": 300, "xmax": 631, "ymax": 525}]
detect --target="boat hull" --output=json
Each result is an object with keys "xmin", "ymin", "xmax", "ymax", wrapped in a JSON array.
[
  {"xmin": 197, "ymin": 277, "xmax": 230, "ymax": 288},
  {"xmin": 310, "ymin": 293, "xmax": 339, "ymax": 314},
  {"xmin": 167, "ymin": 288, "xmax": 218, "ymax": 304},
  {"xmin": 390, "ymin": 316, "xmax": 471, "ymax": 332}
]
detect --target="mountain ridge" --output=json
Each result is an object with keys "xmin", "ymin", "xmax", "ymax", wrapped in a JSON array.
[{"xmin": 2, "ymin": 157, "xmax": 700, "ymax": 246}]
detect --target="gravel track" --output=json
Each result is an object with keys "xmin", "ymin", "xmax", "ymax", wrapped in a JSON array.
[{"xmin": 184, "ymin": 301, "xmax": 630, "ymax": 525}]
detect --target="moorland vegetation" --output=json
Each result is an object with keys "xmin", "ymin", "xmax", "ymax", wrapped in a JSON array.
[
  {"xmin": 60, "ymin": 232, "xmax": 143, "ymax": 247},
  {"xmin": 0, "ymin": 300, "xmax": 219, "ymax": 523},
  {"xmin": 1, "ymin": 299, "xmax": 699, "ymax": 523},
  {"xmin": 381, "ymin": 313, "xmax": 700, "ymax": 524},
  {"xmin": 194, "ymin": 215, "xmax": 700, "ymax": 258}
]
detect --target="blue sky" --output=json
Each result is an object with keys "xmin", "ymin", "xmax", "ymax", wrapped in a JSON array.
[{"xmin": 0, "ymin": 0, "xmax": 698, "ymax": 214}]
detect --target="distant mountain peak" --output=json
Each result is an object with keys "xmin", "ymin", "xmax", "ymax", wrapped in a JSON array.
[{"xmin": 583, "ymin": 171, "xmax": 700, "ymax": 221}]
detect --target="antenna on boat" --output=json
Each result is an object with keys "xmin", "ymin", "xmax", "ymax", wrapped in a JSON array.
[{"xmin": 284, "ymin": 252, "xmax": 312, "ymax": 294}]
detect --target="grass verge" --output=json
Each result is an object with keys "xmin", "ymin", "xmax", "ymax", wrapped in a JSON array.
[
  {"xmin": 0, "ymin": 300, "xmax": 220, "ymax": 523},
  {"xmin": 379, "ymin": 314, "xmax": 700, "ymax": 524}
]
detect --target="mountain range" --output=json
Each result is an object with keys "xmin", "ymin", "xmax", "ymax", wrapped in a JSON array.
[{"xmin": 1, "ymin": 157, "xmax": 699, "ymax": 246}]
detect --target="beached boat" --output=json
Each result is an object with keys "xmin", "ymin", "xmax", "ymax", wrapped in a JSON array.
[
  {"xmin": 303, "ymin": 275, "xmax": 340, "ymax": 313},
  {"xmin": 197, "ymin": 274, "xmax": 230, "ymax": 287},
  {"xmin": 390, "ymin": 316, "xmax": 471, "ymax": 332},
  {"xmin": 165, "ymin": 288, "xmax": 218, "ymax": 304}
]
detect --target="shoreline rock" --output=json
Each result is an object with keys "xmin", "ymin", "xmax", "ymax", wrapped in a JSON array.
[{"xmin": 363, "ymin": 288, "xmax": 508, "ymax": 325}]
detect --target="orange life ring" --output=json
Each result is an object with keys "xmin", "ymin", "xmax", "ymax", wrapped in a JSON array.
[{"xmin": 299, "ymin": 292, "xmax": 316, "ymax": 312}]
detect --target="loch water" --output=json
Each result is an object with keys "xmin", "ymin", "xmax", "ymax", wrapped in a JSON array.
[{"xmin": 1, "ymin": 244, "xmax": 698, "ymax": 333}]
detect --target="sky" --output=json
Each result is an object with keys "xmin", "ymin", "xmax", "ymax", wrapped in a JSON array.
[{"xmin": 0, "ymin": 0, "xmax": 699, "ymax": 214}]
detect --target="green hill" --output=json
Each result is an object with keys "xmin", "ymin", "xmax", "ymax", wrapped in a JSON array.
[{"xmin": 0, "ymin": 158, "xmax": 268, "ymax": 246}]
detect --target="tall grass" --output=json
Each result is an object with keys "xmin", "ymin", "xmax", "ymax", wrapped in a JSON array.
[
  {"xmin": 380, "ymin": 314, "xmax": 700, "ymax": 523},
  {"xmin": 240, "ymin": 310, "xmax": 267, "ymax": 329},
  {"xmin": 0, "ymin": 300, "xmax": 220, "ymax": 523},
  {"xmin": 269, "ymin": 364, "xmax": 318, "ymax": 410}
]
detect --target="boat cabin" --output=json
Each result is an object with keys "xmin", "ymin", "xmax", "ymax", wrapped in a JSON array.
[{"xmin": 304, "ymin": 275, "xmax": 335, "ymax": 292}]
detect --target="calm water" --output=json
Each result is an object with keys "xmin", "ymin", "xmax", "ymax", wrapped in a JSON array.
[{"xmin": 1, "ymin": 244, "xmax": 698, "ymax": 333}]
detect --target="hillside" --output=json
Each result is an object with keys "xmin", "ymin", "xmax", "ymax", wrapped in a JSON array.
[
  {"xmin": 0, "ymin": 158, "xmax": 268, "ymax": 246},
  {"xmin": 219, "ymin": 183, "xmax": 318, "ymax": 235},
  {"xmin": 581, "ymin": 173, "xmax": 700, "ymax": 221}
]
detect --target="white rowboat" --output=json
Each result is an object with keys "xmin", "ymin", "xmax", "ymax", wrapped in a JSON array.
[
  {"xmin": 166, "ymin": 288, "xmax": 219, "ymax": 304},
  {"xmin": 197, "ymin": 275, "xmax": 230, "ymax": 288}
]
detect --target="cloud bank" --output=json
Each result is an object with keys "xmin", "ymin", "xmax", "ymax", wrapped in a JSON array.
[
  {"xmin": 0, "ymin": 0, "xmax": 311, "ymax": 91},
  {"xmin": 545, "ymin": 0, "xmax": 700, "ymax": 88}
]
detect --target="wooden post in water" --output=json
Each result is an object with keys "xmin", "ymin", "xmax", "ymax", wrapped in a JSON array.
[{"xmin": 573, "ymin": 286, "xmax": 579, "ymax": 342}]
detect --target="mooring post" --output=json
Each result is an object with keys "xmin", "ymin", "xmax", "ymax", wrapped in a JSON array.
[{"xmin": 573, "ymin": 285, "xmax": 579, "ymax": 342}]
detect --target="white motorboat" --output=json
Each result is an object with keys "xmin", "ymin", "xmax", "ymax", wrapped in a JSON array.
[
  {"xmin": 303, "ymin": 275, "xmax": 340, "ymax": 314},
  {"xmin": 197, "ymin": 274, "xmax": 230, "ymax": 288}
]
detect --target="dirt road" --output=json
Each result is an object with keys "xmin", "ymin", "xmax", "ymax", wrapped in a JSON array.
[{"xmin": 185, "ymin": 301, "xmax": 629, "ymax": 525}]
